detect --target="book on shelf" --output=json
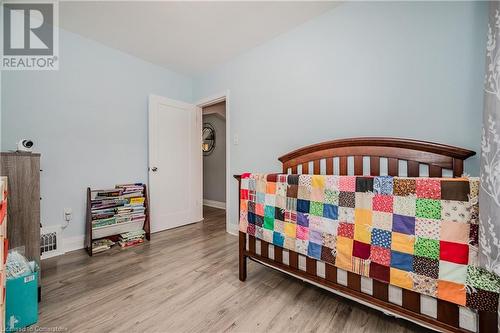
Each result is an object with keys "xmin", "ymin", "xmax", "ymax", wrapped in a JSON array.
[{"xmin": 88, "ymin": 183, "xmax": 148, "ymax": 254}]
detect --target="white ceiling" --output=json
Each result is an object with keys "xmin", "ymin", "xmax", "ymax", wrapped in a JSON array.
[{"xmin": 59, "ymin": 1, "xmax": 338, "ymax": 76}]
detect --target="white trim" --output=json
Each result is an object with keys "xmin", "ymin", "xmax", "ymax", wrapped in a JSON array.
[
  {"xmin": 203, "ymin": 199, "xmax": 226, "ymax": 210},
  {"xmin": 197, "ymin": 90, "xmax": 231, "ymax": 236}
]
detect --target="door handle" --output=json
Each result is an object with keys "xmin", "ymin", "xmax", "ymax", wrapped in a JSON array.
[{"xmin": 151, "ymin": 167, "xmax": 158, "ymax": 172}]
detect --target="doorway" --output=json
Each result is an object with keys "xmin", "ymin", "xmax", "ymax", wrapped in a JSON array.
[{"xmin": 201, "ymin": 101, "xmax": 227, "ymax": 220}]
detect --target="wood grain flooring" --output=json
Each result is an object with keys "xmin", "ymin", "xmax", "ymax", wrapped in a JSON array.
[{"xmin": 39, "ymin": 206, "xmax": 430, "ymax": 333}]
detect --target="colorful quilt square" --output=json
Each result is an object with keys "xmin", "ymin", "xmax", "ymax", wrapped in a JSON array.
[
  {"xmin": 323, "ymin": 204, "xmax": 338, "ymax": 220},
  {"xmin": 255, "ymin": 215, "xmax": 264, "ymax": 227},
  {"xmin": 256, "ymin": 192, "xmax": 265, "ymax": 204},
  {"xmin": 416, "ymin": 178, "xmax": 441, "ymax": 199},
  {"xmin": 284, "ymin": 222, "xmax": 296, "ymax": 238},
  {"xmin": 392, "ymin": 214, "xmax": 415, "ymax": 235},
  {"xmin": 371, "ymin": 228, "xmax": 392, "ymax": 248},
  {"xmin": 441, "ymin": 200, "xmax": 470, "ymax": 223},
  {"xmin": 284, "ymin": 210, "xmax": 297, "ymax": 223},
  {"xmin": 391, "ymin": 232, "xmax": 415, "ymax": 254},
  {"xmin": 287, "ymin": 184, "xmax": 298, "ymax": 198},
  {"xmin": 415, "ymin": 218, "xmax": 440, "ymax": 240},
  {"xmin": 296, "ymin": 225, "xmax": 309, "ymax": 240},
  {"xmin": 416, "ymin": 199, "xmax": 441, "ymax": 219},
  {"xmin": 311, "ymin": 187, "xmax": 324, "ymax": 202},
  {"xmin": 274, "ymin": 220, "xmax": 284, "ymax": 233},
  {"xmin": 338, "ymin": 222, "xmax": 354, "ymax": 239},
  {"xmin": 284, "ymin": 236, "xmax": 296, "ymax": 251},
  {"xmin": 307, "ymin": 242, "xmax": 322, "ymax": 259},
  {"xmin": 391, "ymin": 251, "xmax": 413, "ymax": 271},
  {"xmin": 275, "ymin": 195, "xmax": 286, "ymax": 209},
  {"xmin": 338, "ymin": 207, "xmax": 355, "ymax": 223},
  {"xmin": 257, "ymin": 179, "xmax": 266, "ymax": 193},
  {"xmin": 309, "ymin": 230, "xmax": 323, "ymax": 245},
  {"xmin": 437, "ymin": 280, "xmax": 466, "ymax": 306},
  {"xmin": 354, "ymin": 223, "xmax": 371, "ymax": 244},
  {"xmin": 297, "ymin": 185, "xmax": 311, "ymax": 200},
  {"xmin": 370, "ymin": 261, "xmax": 390, "ymax": 282},
  {"xmin": 355, "ymin": 177, "xmax": 374, "ymax": 192},
  {"xmin": 324, "ymin": 189, "xmax": 339, "ymax": 205},
  {"xmin": 414, "ymin": 237, "xmax": 439, "ymax": 259},
  {"xmin": 354, "ymin": 208, "xmax": 372, "ymax": 225},
  {"xmin": 440, "ymin": 221, "xmax": 469, "ymax": 244},
  {"xmin": 393, "ymin": 196, "xmax": 416, "ymax": 216},
  {"xmin": 308, "ymin": 215, "xmax": 322, "ymax": 231},
  {"xmin": 373, "ymin": 176, "xmax": 393, "ymax": 195},
  {"xmin": 469, "ymin": 224, "xmax": 479, "ymax": 246},
  {"xmin": 287, "ymin": 175, "xmax": 299, "ymax": 185},
  {"xmin": 247, "ymin": 223, "xmax": 256, "ymax": 236},
  {"xmin": 264, "ymin": 205, "xmax": 274, "ymax": 218},
  {"xmin": 310, "ymin": 201, "xmax": 324, "ymax": 216},
  {"xmin": 440, "ymin": 240, "xmax": 468, "ymax": 264},
  {"xmin": 312, "ymin": 175, "xmax": 325, "ymax": 188},
  {"xmin": 297, "ymin": 212, "xmax": 309, "ymax": 227},
  {"xmin": 266, "ymin": 182, "xmax": 276, "ymax": 194},
  {"xmin": 413, "ymin": 256, "xmax": 439, "ymax": 279},
  {"xmin": 370, "ymin": 246, "xmax": 391, "ymax": 266},
  {"xmin": 255, "ymin": 226, "xmax": 263, "ymax": 239},
  {"xmin": 248, "ymin": 212, "xmax": 256, "ymax": 224},
  {"xmin": 286, "ymin": 197, "xmax": 297, "ymax": 211},
  {"xmin": 298, "ymin": 175, "xmax": 312, "ymax": 188},
  {"xmin": 323, "ymin": 233, "xmax": 337, "ymax": 249},
  {"xmin": 393, "ymin": 178, "xmax": 416, "ymax": 196},
  {"xmin": 351, "ymin": 257, "xmax": 370, "ymax": 277},
  {"xmin": 441, "ymin": 180, "xmax": 470, "ymax": 201},
  {"xmin": 413, "ymin": 274, "xmax": 437, "ymax": 297},
  {"xmin": 336, "ymin": 236, "xmax": 353, "ymax": 256},
  {"xmin": 372, "ymin": 194, "xmax": 393, "ymax": 213},
  {"xmin": 353, "ymin": 240, "xmax": 371, "ymax": 259},
  {"xmin": 248, "ymin": 201, "xmax": 255, "ymax": 213},
  {"xmin": 276, "ymin": 181, "xmax": 287, "ymax": 196},
  {"xmin": 339, "ymin": 176, "xmax": 356, "ymax": 192},
  {"xmin": 296, "ymin": 239, "xmax": 309, "ymax": 255},
  {"xmin": 241, "ymin": 189, "xmax": 249, "ymax": 200},
  {"xmin": 466, "ymin": 288, "xmax": 500, "ymax": 312},
  {"xmin": 466, "ymin": 266, "xmax": 500, "ymax": 293},
  {"xmin": 275, "ymin": 207, "xmax": 285, "ymax": 221},
  {"xmin": 339, "ymin": 191, "xmax": 355, "ymax": 208},
  {"xmin": 273, "ymin": 231, "xmax": 284, "ymax": 247},
  {"xmin": 320, "ymin": 217, "xmax": 339, "ymax": 235},
  {"xmin": 266, "ymin": 174, "xmax": 278, "ymax": 182},
  {"xmin": 390, "ymin": 267, "xmax": 413, "ymax": 289},
  {"xmin": 355, "ymin": 192, "xmax": 373, "ymax": 210},
  {"xmin": 372, "ymin": 212, "xmax": 393, "ymax": 230},
  {"xmin": 263, "ymin": 229, "xmax": 273, "ymax": 243},
  {"xmin": 439, "ymin": 260, "xmax": 467, "ymax": 284},
  {"xmin": 264, "ymin": 217, "xmax": 274, "ymax": 230},
  {"xmin": 297, "ymin": 199, "xmax": 310, "ymax": 213},
  {"xmin": 321, "ymin": 246, "xmax": 336, "ymax": 265},
  {"xmin": 325, "ymin": 176, "xmax": 339, "ymax": 190}
]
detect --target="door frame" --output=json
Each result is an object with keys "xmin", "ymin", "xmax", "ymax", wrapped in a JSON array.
[{"xmin": 197, "ymin": 90, "xmax": 234, "ymax": 235}]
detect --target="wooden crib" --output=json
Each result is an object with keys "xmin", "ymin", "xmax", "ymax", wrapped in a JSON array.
[{"xmin": 236, "ymin": 137, "xmax": 497, "ymax": 333}]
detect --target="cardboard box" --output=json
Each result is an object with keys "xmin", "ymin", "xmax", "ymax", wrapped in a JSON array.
[{"xmin": 5, "ymin": 271, "xmax": 38, "ymax": 331}]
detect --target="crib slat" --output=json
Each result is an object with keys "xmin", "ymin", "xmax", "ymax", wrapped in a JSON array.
[
  {"xmin": 274, "ymin": 246, "xmax": 283, "ymax": 263},
  {"xmin": 429, "ymin": 165, "xmax": 442, "ymax": 178},
  {"xmin": 306, "ymin": 257, "xmax": 317, "ymax": 276},
  {"xmin": 347, "ymin": 272, "xmax": 361, "ymax": 292},
  {"xmin": 437, "ymin": 299, "xmax": 460, "ymax": 328},
  {"xmin": 407, "ymin": 161, "xmax": 419, "ymax": 177},
  {"xmin": 261, "ymin": 240, "xmax": 269, "ymax": 258},
  {"xmin": 326, "ymin": 158, "xmax": 334, "ymax": 175},
  {"xmin": 289, "ymin": 251, "xmax": 299, "ymax": 269},
  {"xmin": 354, "ymin": 156, "xmax": 363, "ymax": 175},
  {"xmin": 340, "ymin": 157, "xmax": 348, "ymax": 175},
  {"xmin": 479, "ymin": 310, "xmax": 498, "ymax": 333},
  {"xmin": 388, "ymin": 158, "xmax": 398, "ymax": 176},
  {"xmin": 372, "ymin": 280, "xmax": 389, "ymax": 301},
  {"xmin": 302, "ymin": 163, "xmax": 309, "ymax": 174},
  {"xmin": 291, "ymin": 165, "xmax": 297, "ymax": 174},
  {"xmin": 249, "ymin": 235, "xmax": 256, "ymax": 254},
  {"xmin": 325, "ymin": 263, "xmax": 337, "ymax": 283},
  {"xmin": 402, "ymin": 289, "xmax": 421, "ymax": 313},
  {"xmin": 370, "ymin": 156, "xmax": 380, "ymax": 176},
  {"xmin": 313, "ymin": 160, "xmax": 320, "ymax": 174}
]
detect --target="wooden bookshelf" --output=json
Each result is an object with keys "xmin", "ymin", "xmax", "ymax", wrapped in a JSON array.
[{"xmin": 85, "ymin": 184, "xmax": 151, "ymax": 256}]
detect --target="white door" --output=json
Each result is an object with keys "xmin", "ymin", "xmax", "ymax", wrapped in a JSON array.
[{"xmin": 148, "ymin": 94, "xmax": 202, "ymax": 232}]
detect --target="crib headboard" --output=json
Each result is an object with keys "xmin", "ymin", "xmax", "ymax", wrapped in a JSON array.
[{"xmin": 278, "ymin": 137, "xmax": 475, "ymax": 178}]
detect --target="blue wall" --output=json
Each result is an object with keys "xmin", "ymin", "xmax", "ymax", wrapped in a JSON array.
[
  {"xmin": 1, "ymin": 29, "xmax": 193, "ymax": 245},
  {"xmin": 194, "ymin": 1, "xmax": 488, "ymax": 233}
]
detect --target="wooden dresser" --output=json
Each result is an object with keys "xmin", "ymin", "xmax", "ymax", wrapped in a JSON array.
[{"xmin": 0, "ymin": 153, "xmax": 41, "ymax": 293}]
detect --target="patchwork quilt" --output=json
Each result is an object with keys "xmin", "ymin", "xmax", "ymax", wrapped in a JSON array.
[{"xmin": 239, "ymin": 173, "xmax": 500, "ymax": 313}]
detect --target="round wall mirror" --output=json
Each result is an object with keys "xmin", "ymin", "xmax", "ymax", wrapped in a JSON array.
[{"xmin": 202, "ymin": 123, "xmax": 216, "ymax": 155}]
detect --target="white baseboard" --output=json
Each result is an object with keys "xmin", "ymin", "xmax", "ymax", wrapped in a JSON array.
[
  {"xmin": 63, "ymin": 234, "xmax": 85, "ymax": 253},
  {"xmin": 226, "ymin": 223, "xmax": 238, "ymax": 236},
  {"xmin": 203, "ymin": 199, "xmax": 226, "ymax": 210}
]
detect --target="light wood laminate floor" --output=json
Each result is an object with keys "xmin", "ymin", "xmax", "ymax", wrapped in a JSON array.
[{"xmin": 40, "ymin": 206, "xmax": 429, "ymax": 332}]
